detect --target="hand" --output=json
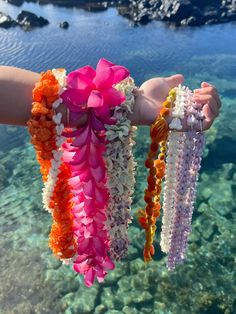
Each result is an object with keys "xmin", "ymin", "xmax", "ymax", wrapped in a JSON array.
[
  {"xmin": 130, "ymin": 74, "xmax": 184, "ymax": 126},
  {"xmin": 130, "ymin": 75, "xmax": 221, "ymax": 131},
  {"xmin": 193, "ymin": 82, "xmax": 221, "ymax": 130}
]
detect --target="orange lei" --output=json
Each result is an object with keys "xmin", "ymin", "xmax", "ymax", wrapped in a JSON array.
[
  {"xmin": 137, "ymin": 89, "xmax": 175, "ymax": 262},
  {"xmin": 49, "ymin": 161, "xmax": 77, "ymax": 259},
  {"xmin": 27, "ymin": 69, "xmax": 77, "ymax": 260}
]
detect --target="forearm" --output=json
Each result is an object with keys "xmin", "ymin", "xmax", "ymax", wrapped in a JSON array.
[
  {"xmin": 0, "ymin": 66, "xmax": 165, "ymax": 128},
  {"xmin": 0, "ymin": 66, "xmax": 137, "ymax": 127},
  {"xmin": 0, "ymin": 66, "xmax": 39, "ymax": 126}
]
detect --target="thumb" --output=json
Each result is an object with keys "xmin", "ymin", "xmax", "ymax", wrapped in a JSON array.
[{"xmin": 165, "ymin": 74, "xmax": 184, "ymax": 89}]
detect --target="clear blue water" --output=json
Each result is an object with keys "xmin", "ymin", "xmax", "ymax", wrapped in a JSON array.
[{"xmin": 0, "ymin": 1, "xmax": 236, "ymax": 313}]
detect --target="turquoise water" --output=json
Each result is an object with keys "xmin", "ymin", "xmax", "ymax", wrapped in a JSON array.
[{"xmin": 0, "ymin": 1, "xmax": 236, "ymax": 313}]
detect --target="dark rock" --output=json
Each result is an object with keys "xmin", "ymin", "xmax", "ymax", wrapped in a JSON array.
[
  {"xmin": 181, "ymin": 16, "xmax": 198, "ymax": 26},
  {"xmin": 0, "ymin": 12, "xmax": 17, "ymax": 28},
  {"xmin": 59, "ymin": 21, "xmax": 69, "ymax": 29},
  {"xmin": 4, "ymin": 0, "xmax": 24, "ymax": 5},
  {"xmin": 83, "ymin": 2, "xmax": 108, "ymax": 12},
  {"xmin": 3, "ymin": 0, "xmax": 236, "ymax": 27},
  {"xmin": 161, "ymin": 0, "xmax": 193, "ymax": 22},
  {"xmin": 202, "ymin": 6, "xmax": 221, "ymax": 19},
  {"xmin": 226, "ymin": 11, "xmax": 236, "ymax": 20},
  {"xmin": 118, "ymin": 0, "xmax": 236, "ymax": 26},
  {"xmin": 180, "ymin": 7, "xmax": 205, "ymax": 25},
  {"xmin": 117, "ymin": 1, "xmax": 152, "ymax": 25},
  {"xmin": 16, "ymin": 10, "xmax": 49, "ymax": 29}
]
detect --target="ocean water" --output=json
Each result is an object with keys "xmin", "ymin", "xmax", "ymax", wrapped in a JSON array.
[{"xmin": 0, "ymin": 1, "xmax": 236, "ymax": 313}]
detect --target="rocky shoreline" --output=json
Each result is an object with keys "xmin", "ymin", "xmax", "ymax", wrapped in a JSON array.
[
  {"xmin": 1, "ymin": 0, "xmax": 236, "ymax": 29},
  {"xmin": 0, "ymin": 10, "xmax": 49, "ymax": 30}
]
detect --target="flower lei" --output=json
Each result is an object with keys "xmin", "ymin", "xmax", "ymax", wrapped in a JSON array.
[
  {"xmin": 27, "ymin": 69, "xmax": 77, "ymax": 260},
  {"xmin": 104, "ymin": 77, "xmax": 137, "ymax": 260},
  {"xmin": 60, "ymin": 58, "xmax": 131, "ymax": 286},
  {"xmin": 28, "ymin": 63, "xmax": 206, "ymax": 287}
]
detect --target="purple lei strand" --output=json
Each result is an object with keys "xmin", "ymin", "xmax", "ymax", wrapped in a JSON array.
[
  {"xmin": 167, "ymin": 131, "xmax": 192, "ymax": 270},
  {"xmin": 167, "ymin": 130, "xmax": 204, "ymax": 270},
  {"xmin": 178, "ymin": 131, "xmax": 205, "ymax": 258}
]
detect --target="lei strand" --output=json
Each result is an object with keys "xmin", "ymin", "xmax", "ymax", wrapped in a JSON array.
[
  {"xmin": 27, "ymin": 70, "xmax": 59, "ymax": 184},
  {"xmin": 104, "ymin": 77, "xmax": 137, "ymax": 260},
  {"xmin": 160, "ymin": 130, "xmax": 182, "ymax": 253},
  {"xmin": 167, "ymin": 131, "xmax": 204, "ymax": 270},
  {"xmin": 181, "ymin": 131, "xmax": 204, "ymax": 255},
  {"xmin": 160, "ymin": 85, "xmax": 205, "ymax": 270},
  {"xmin": 160, "ymin": 86, "xmax": 186, "ymax": 253},
  {"xmin": 42, "ymin": 69, "xmax": 66, "ymax": 212},
  {"xmin": 137, "ymin": 88, "xmax": 175, "ymax": 262},
  {"xmin": 27, "ymin": 69, "xmax": 77, "ymax": 260},
  {"xmin": 62, "ymin": 113, "xmax": 114, "ymax": 285},
  {"xmin": 166, "ymin": 131, "xmax": 192, "ymax": 269},
  {"xmin": 49, "ymin": 70, "xmax": 78, "ymax": 260},
  {"xmin": 60, "ymin": 58, "xmax": 130, "ymax": 286}
]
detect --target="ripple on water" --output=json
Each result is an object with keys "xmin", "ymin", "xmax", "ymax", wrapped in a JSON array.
[{"xmin": 0, "ymin": 30, "xmax": 27, "ymax": 65}]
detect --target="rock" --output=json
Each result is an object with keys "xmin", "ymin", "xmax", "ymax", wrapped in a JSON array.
[
  {"xmin": 0, "ymin": 163, "xmax": 8, "ymax": 189},
  {"xmin": 16, "ymin": 10, "xmax": 49, "ymax": 30},
  {"xmin": 226, "ymin": 11, "xmax": 236, "ymax": 20},
  {"xmin": 4, "ymin": 0, "xmax": 24, "ymax": 5},
  {"xmin": 94, "ymin": 304, "xmax": 106, "ymax": 314},
  {"xmin": 84, "ymin": 2, "xmax": 108, "ymax": 12},
  {"xmin": 61, "ymin": 285, "xmax": 98, "ymax": 313},
  {"xmin": 161, "ymin": 0, "xmax": 193, "ymax": 23},
  {"xmin": 3, "ymin": 0, "xmax": 236, "ymax": 27},
  {"xmin": 59, "ymin": 21, "xmax": 69, "ymax": 29},
  {"xmin": 116, "ymin": 0, "xmax": 236, "ymax": 26},
  {"xmin": 104, "ymin": 261, "xmax": 128, "ymax": 285},
  {"xmin": 0, "ymin": 12, "xmax": 17, "ymax": 29},
  {"xmin": 122, "ymin": 306, "xmax": 138, "ymax": 314}
]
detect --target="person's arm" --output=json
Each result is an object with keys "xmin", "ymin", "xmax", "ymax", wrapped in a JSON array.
[
  {"xmin": 0, "ymin": 65, "xmax": 220, "ymax": 129},
  {"xmin": 0, "ymin": 66, "xmax": 40, "ymax": 126}
]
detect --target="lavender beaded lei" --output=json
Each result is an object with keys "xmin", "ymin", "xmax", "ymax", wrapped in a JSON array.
[
  {"xmin": 166, "ymin": 131, "xmax": 204, "ymax": 270},
  {"xmin": 161, "ymin": 85, "xmax": 205, "ymax": 270},
  {"xmin": 179, "ymin": 131, "xmax": 205, "ymax": 259}
]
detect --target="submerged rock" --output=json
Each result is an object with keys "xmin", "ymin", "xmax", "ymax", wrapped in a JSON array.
[{"xmin": 16, "ymin": 10, "xmax": 49, "ymax": 29}]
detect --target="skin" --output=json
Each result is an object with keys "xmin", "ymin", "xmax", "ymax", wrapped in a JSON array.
[{"xmin": 0, "ymin": 66, "xmax": 221, "ymax": 128}]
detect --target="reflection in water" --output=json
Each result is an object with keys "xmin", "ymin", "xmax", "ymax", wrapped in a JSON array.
[{"xmin": 0, "ymin": 1, "xmax": 236, "ymax": 313}]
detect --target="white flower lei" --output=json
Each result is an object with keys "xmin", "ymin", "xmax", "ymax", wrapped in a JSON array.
[
  {"xmin": 104, "ymin": 77, "xmax": 137, "ymax": 260},
  {"xmin": 42, "ymin": 68, "xmax": 67, "ymax": 213}
]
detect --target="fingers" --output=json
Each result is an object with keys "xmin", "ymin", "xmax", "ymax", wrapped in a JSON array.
[
  {"xmin": 165, "ymin": 74, "xmax": 184, "ymax": 89},
  {"xmin": 194, "ymin": 87, "xmax": 221, "ymax": 110},
  {"xmin": 192, "ymin": 93, "xmax": 219, "ymax": 117},
  {"xmin": 194, "ymin": 82, "xmax": 221, "ymax": 110},
  {"xmin": 192, "ymin": 81, "xmax": 221, "ymax": 131}
]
